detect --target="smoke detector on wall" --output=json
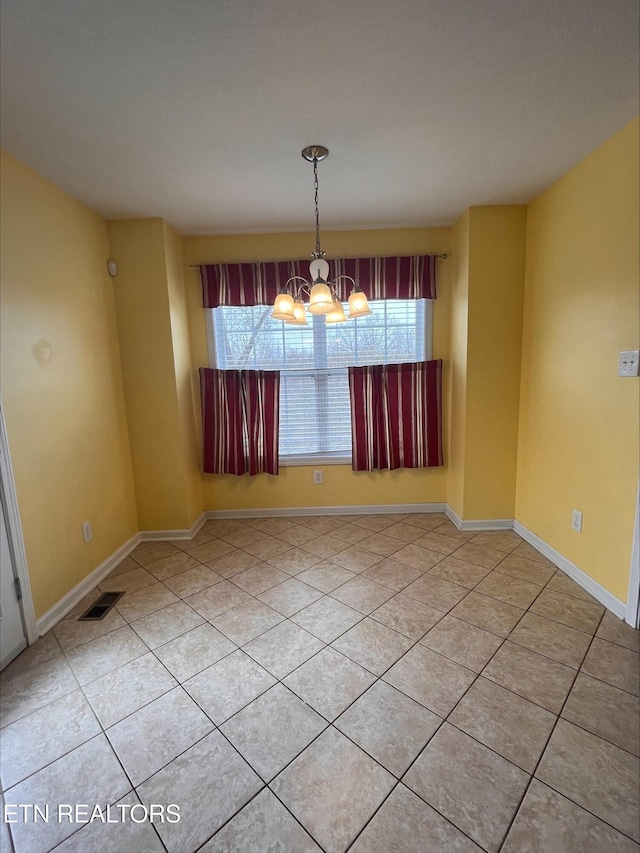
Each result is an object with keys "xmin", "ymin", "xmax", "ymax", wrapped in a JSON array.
[{"xmin": 106, "ymin": 260, "xmax": 118, "ymax": 277}]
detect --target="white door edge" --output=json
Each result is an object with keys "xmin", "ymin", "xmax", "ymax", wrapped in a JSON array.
[
  {"xmin": 626, "ymin": 476, "xmax": 640, "ymax": 629},
  {"xmin": 0, "ymin": 402, "xmax": 37, "ymax": 645}
]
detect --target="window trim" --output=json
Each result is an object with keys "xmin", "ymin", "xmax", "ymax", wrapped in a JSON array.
[
  {"xmin": 280, "ymin": 452, "xmax": 352, "ymax": 467},
  {"xmin": 206, "ymin": 308, "xmax": 218, "ymax": 368},
  {"xmin": 206, "ymin": 300, "xmax": 433, "ymax": 464}
]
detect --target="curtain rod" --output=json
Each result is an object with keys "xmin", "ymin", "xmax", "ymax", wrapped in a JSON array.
[{"xmin": 187, "ymin": 253, "xmax": 448, "ymax": 268}]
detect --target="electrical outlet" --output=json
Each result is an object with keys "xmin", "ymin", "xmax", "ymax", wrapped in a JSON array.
[
  {"xmin": 82, "ymin": 521, "xmax": 93, "ymax": 543},
  {"xmin": 313, "ymin": 470, "xmax": 323, "ymax": 485},
  {"xmin": 618, "ymin": 350, "xmax": 639, "ymax": 377},
  {"xmin": 571, "ymin": 510, "xmax": 582, "ymax": 533}
]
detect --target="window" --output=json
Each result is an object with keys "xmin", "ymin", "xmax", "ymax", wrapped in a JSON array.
[{"xmin": 207, "ymin": 299, "xmax": 431, "ymax": 463}]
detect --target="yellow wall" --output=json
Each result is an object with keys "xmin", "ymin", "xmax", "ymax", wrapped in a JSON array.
[
  {"xmin": 208, "ymin": 466, "xmax": 448, "ymax": 512},
  {"xmin": 516, "ymin": 118, "xmax": 639, "ymax": 600},
  {"xmin": 183, "ymin": 229, "xmax": 452, "ymax": 510},
  {"xmin": 447, "ymin": 207, "xmax": 527, "ymax": 521},
  {"xmin": 0, "ymin": 151, "xmax": 138, "ymax": 618},
  {"xmin": 163, "ymin": 222, "xmax": 204, "ymax": 524},
  {"xmin": 465, "ymin": 206, "xmax": 526, "ymax": 518},
  {"xmin": 447, "ymin": 211, "xmax": 470, "ymax": 516},
  {"xmin": 107, "ymin": 219, "xmax": 203, "ymax": 531}
]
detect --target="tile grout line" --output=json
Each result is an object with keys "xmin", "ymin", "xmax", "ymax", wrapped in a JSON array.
[
  {"xmin": 342, "ymin": 776, "xmax": 483, "ymax": 853},
  {"xmin": 0, "ymin": 540, "xmax": 551, "ymax": 787},
  {"xmin": 330, "ymin": 552, "xmax": 629, "ymax": 851},
  {"xmin": 250, "ymin": 590, "xmax": 492, "ymax": 851},
  {"xmin": 0, "ymin": 531, "xmax": 619, "ymax": 771},
  {"xmin": 190, "ymin": 699, "xmax": 332, "ymax": 853},
  {"xmin": 47, "ymin": 552, "xmax": 383, "ymax": 754},
  {"xmin": 375, "ymin": 598, "xmax": 564, "ymax": 852},
  {"xmin": 492, "ymin": 605, "xmax": 637, "ymax": 851},
  {"xmin": 3, "ymin": 518, "xmax": 636, "ymax": 852},
  {"xmin": 192, "ymin": 780, "xmax": 328, "ymax": 853},
  {"xmin": 116, "ymin": 574, "xmax": 389, "ymax": 852},
  {"xmin": 175, "ymin": 558, "xmax": 468, "ymax": 851},
  {"xmin": 12, "ymin": 574, "xmax": 632, "ymax": 851}
]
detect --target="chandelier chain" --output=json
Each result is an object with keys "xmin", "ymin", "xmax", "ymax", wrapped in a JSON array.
[
  {"xmin": 271, "ymin": 145, "xmax": 372, "ymax": 323},
  {"xmin": 313, "ymin": 157, "xmax": 322, "ymax": 256}
]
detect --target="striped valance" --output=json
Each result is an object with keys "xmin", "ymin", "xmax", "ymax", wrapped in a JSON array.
[{"xmin": 200, "ymin": 255, "xmax": 438, "ymax": 308}]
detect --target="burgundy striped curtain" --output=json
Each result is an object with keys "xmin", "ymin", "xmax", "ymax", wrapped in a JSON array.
[
  {"xmin": 200, "ymin": 255, "xmax": 438, "ymax": 307},
  {"xmin": 199, "ymin": 368, "xmax": 280, "ymax": 475},
  {"xmin": 348, "ymin": 360, "xmax": 443, "ymax": 471}
]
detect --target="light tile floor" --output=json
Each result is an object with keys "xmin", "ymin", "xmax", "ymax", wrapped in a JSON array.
[{"xmin": 1, "ymin": 512, "xmax": 639, "ymax": 853}]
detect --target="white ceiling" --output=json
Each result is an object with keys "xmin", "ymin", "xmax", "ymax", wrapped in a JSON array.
[{"xmin": 1, "ymin": 0, "xmax": 638, "ymax": 236}]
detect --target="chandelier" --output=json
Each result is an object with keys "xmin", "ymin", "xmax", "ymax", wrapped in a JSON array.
[{"xmin": 271, "ymin": 146, "xmax": 372, "ymax": 325}]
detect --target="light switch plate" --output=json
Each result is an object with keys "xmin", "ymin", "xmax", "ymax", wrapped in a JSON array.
[
  {"xmin": 82, "ymin": 521, "xmax": 93, "ymax": 543},
  {"xmin": 618, "ymin": 350, "xmax": 639, "ymax": 377}
]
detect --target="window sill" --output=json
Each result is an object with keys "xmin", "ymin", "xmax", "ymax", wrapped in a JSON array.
[{"xmin": 279, "ymin": 455, "xmax": 352, "ymax": 467}]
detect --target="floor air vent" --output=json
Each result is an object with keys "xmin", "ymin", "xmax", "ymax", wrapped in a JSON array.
[{"xmin": 78, "ymin": 591, "xmax": 125, "ymax": 621}]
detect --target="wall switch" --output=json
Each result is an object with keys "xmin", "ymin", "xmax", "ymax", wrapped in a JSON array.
[
  {"xmin": 313, "ymin": 470, "xmax": 323, "ymax": 485},
  {"xmin": 618, "ymin": 350, "xmax": 639, "ymax": 377},
  {"xmin": 82, "ymin": 521, "xmax": 93, "ymax": 543},
  {"xmin": 571, "ymin": 510, "xmax": 582, "ymax": 533}
]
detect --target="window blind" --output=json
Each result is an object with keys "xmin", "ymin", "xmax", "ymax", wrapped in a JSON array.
[{"xmin": 211, "ymin": 300, "xmax": 429, "ymax": 458}]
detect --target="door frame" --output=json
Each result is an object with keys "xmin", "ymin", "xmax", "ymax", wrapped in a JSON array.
[
  {"xmin": 0, "ymin": 403, "xmax": 37, "ymax": 644},
  {"xmin": 626, "ymin": 477, "xmax": 640, "ymax": 629}
]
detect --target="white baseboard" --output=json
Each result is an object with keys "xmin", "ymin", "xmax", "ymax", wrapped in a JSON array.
[
  {"xmin": 445, "ymin": 506, "xmax": 514, "ymax": 532},
  {"xmin": 513, "ymin": 521, "xmax": 627, "ymax": 620},
  {"xmin": 36, "ymin": 514, "xmax": 208, "ymax": 636},
  {"xmin": 34, "ymin": 504, "xmax": 633, "ymax": 641},
  {"xmin": 139, "ymin": 514, "xmax": 206, "ymax": 542},
  {"xmin": 36, "ymin": 533, "xmax": 141, "ymax": 636},
  {"xmin": 206, "ymin": 503, "xmax": 448, "ymax": 519}
]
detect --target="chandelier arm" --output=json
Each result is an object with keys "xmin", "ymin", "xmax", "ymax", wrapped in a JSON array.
[
  {"xmin": 331, "ymin": 275, "xmax": 357, "ymax": 298},
  {"xmin": 285, "ymin": 275, "xmax": 313, "ymax": 299}
]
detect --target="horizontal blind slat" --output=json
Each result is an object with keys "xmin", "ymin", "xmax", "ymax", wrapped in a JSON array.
[{"xmin": 279, "ymin": 370, "xmax": 351, "ymax": 455}]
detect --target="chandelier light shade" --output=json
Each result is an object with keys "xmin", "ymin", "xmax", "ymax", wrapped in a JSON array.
[
  {"xmin": 271, "ymin": 290, "xmax": 296, "ymax": 321},
  {"xmin": 308, "ymin": 282, "xmax": 334, "ymax": 314},
  {"xmin": 348, "ymin": 285, "xmax": 373, "ymax": 319},
  {"xmin": 325, "ymin": 297, "xmax": 347, "ymax": 324},
  {"xmin": 271, "ymin": 146, "xmax": 372, "ymax": 324},
  {"xmin": 291, "ymin": 299, "xmax": 308, "ymax": 325}
]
